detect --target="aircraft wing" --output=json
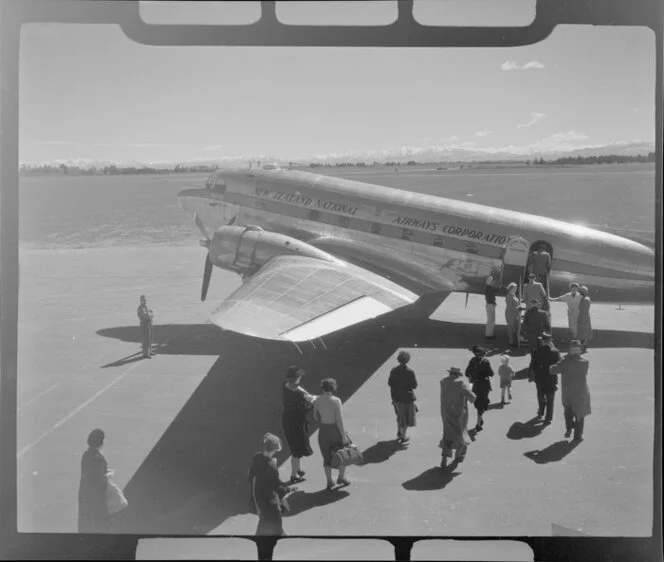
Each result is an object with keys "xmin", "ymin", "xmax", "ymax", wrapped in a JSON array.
[{"xmin": 208, "ymin": 255, "xmax": 420, "ymax": 341}]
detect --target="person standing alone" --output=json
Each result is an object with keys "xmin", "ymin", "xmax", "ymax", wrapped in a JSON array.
[
  {"xmin": 137, "ymin": 295, "xmax": 154, "ymax": 359},
  {"xmin": 388, "ymin": 351, "xmax": 418, "ymax": 444}
]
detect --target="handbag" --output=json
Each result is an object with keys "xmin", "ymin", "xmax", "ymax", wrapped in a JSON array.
[
  {"xmin": 330, "ymin": 438, "xmax": 364, "ymax": 470},
  {"xmin": 106, "ymin": 480, "xmax": 128, "ymax": 515}
]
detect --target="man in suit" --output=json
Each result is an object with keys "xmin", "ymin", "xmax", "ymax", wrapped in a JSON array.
[
  {"xmin": 523, "ymin": 299, "xmax": 551, "ymax": 353},
  {"xmin": 522, "ymin": 272, "xmax": 548, "ymax": 310},
  {"xmin": 137, "ymin": 295, "xmax": 154, "ymax": 358},
  {"xmin": 529, "ymin": 333, "xmax": 561, "ymax": 424},
  {"xmin": 531, "ymin": 246, "xmax": 552, "ymax": 292}
]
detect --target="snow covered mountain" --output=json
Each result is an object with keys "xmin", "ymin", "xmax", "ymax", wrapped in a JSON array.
[{"xmin": 20, "ymin": 141, "xmax": 654, "ymax": 170}]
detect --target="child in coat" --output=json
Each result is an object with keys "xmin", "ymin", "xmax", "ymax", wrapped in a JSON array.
[{"xmin": 499, "ymin": 355, "xmax": 515, "ymax": 404}]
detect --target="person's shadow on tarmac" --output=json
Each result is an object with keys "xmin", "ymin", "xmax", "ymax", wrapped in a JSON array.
[
  {"xmin": 506, "ymin": 416, "xmax": 548, "ymax": 440},
  {"xmin": 524, "ymin": 440, "xmax": 581, "ymax": 464},
  {"xmin": 402, "ymin": 464, "xmax": 460, "ymax": 491},
  {"xmin": 283, "ymin": 488, "xmax": 350, "ymax": 517},
  {"xmin": 360, "ymin": 440, "xmax": 409, "ymax": 465}
]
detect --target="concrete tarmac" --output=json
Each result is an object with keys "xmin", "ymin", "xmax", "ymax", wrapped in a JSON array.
[{"xmin": 16, "ymin": 246, "xmax": 655, "ymax": 538}]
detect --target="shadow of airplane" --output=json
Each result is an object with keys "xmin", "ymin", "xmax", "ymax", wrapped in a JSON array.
[
  {"xmin": 97, "ymin": 321, "xmax": 654, "ymax": 359},
  {"xmin": 102, "ymin": 298, "xmax": 652, "ymax": 535}
]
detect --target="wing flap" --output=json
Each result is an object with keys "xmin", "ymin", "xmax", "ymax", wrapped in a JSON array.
[{"xmin": 208, "ymin": 255, "xmax": 418, "ymax": 341}]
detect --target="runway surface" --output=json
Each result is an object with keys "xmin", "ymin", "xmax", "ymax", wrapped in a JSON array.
[{"xmin": 16, "ymin": 245, "xmax": 655, "ymax": 539}]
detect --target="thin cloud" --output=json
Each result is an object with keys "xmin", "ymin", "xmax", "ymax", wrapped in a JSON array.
[
  {"xmin": 501, "ymin": 60, "xmax": 545, "ymax": 71},
  {"xmin": 125, "ymin": 143, "xmax": 172, "ymax": 148},
  {"xmin": 474, "ymin": 131, "xmax": 491, "ymax": 137},
  {"xmin": 517, "ymin": 112, "xmax": 546, "ymax": 128},
  {"xmin": 479, "ymin": 131, "xmax": 591, "ymax": 154},
  {"xmin": 29, "ymin": 141, "xmax": 81, "ymax": 146},
  {"xmin": 200, "ymin": 144, "xmax": 225, "ymax": 151}
]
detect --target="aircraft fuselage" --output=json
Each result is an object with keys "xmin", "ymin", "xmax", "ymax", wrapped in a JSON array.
[{"xmin": 178, "ymin": 168, "xmax": 654, "ymax": 304}]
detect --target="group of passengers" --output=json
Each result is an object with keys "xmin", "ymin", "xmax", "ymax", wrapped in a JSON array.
[
  {"xmin": 249, "ymin": 370, "xmax": 351, "ymax": 535},
  {"xmin": 248, "ymin": 332, "xmax": 591, "ymax": 536},
  {"xmin": 486, "ymin": 245, "xmax": 593, "ymax": 352}
]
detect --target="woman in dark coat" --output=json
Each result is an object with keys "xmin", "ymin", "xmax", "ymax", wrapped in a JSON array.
[
  {"xmin": 388, "ymin": 350, "xmax": 418, "ymax": 443},
  {"xmin": 78, "ymin": 429, "xmax": 110, "ymax": 533},
  {"xmin": 464, "ymin": 345, "xmax": 494, "ymax": 432},
  {"xmin": 281, "ymin": 366, "xmax": 316, "ymax": 483},
  {"xmin": 248, "ymin": 433, "xmax": 293, "ymax": 536}
]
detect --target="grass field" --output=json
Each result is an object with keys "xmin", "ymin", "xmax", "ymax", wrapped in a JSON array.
[{"xmin": 18, "ymin": 163, "xmax": 656, "ymax": 248}]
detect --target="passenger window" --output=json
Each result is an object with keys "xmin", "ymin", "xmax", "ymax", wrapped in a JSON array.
[
  {"xmin": 308, "ymin": 210, "xmax": 320, "ymax": 220},
  {"xmin": 370, "ymin": 222, "xmax": 382, "ymax": 234},
  {"xmin": 401, "ymin": 228, "xmax": 413, "ymax": 241},
  {"xmin": 338, "ymin": 216, "xmax": 350, "ymax": 228},
  {"xmin": 433, "ymin": 236, "xmax": 445, "ymax": 247}
]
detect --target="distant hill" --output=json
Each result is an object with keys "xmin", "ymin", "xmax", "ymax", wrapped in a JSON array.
[{"xmin": 19, "ymin": 140, "xmax": 655, "ymax": 172}]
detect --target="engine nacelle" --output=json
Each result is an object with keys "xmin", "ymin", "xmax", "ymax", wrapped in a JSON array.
[{"xmin": 208, "ymin": 225, "xmax": 336, "ymax": 277}]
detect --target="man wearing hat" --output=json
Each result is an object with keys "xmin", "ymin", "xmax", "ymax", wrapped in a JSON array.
[
  {"xmin": 522, "ymin": 272, "xmax": 548, "ymax": 310},
  {"xmin": 529, "ymin": 332, "xmax": 561, "ymax": 424},
  {"xmin": 439, "ymin": 367, "xmax": 476, "ymax": 470},
  {"xmin": 550, "ymin": 340, "xmax": 591, "ymax": 440},
  {"xmin": 137, "ymin": 295, "xmax": 154, "ymax": 359},
  {"xmin": 522, "ymin": 299, "xmax": 551, "ymax": 353},
  {"xmin": 550, "ymin": 282, "xmax": 582, "ymax": 340}
]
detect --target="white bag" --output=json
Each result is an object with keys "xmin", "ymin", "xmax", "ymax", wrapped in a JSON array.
[{"xmin": 106, "ymin": 480, "xmax": 128, "ymax": 514}]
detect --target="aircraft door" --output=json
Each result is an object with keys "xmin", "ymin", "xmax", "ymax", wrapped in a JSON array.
[{"xmin": 500, "ymin": 236, "xmax": 530, "ymax": 288}]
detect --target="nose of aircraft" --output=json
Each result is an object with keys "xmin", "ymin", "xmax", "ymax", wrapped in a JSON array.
[{"xmin": 177, "ymin": 187, "xmax": 208, "ymax": 214}]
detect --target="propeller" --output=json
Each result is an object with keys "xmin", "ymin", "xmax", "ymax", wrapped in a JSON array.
[
  {"xmin": 195, "ymin": 213, "xmax": 210, "ymax": 242},
  {"xmin": 194, "ymin": 212, "xmax": 237, "ymax": 302},
  {"xmin": 202, "ymin": 254, "xmax": 213, "ymax": 302}
]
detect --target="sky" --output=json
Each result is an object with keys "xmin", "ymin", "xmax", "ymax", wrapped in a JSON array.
[{"xmin": 18, "ymin": 1, "xmax": 656, "ymax": 165}]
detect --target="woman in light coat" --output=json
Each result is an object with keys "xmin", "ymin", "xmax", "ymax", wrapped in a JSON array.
[
  {"xmin": 550, "ymin": 340, "xmax": 591, "ymax": 441},
  {"xmin": 439, "ymin": 367, "xmax": 476, "ymax": 470},
  {"xmin": 504, "ymin": 282, "xmax": 521, "ymax": 347},
  {"xmin": 576, "ymin": 285, "xmax": 593, "ymax": 351},
  {"xmin": 313, "ymin": 378, "xmax": 351, "ymax": 489},
  {"xmin": 550, "ymin": 282, "xmax": 582, "ymax": 340}
]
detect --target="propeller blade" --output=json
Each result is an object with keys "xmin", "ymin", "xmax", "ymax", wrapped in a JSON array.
[
  {"xmin": 194, "ymin": 213, "xmax": 210, "ymax": 240},
  {"xmin": 201, "ymin": 254, "xmax": 213, "ymax": 302},
  {"xmin": 465, "ymin": 292, "xmax": 469, "ymax": 309},
  {"xmin": 228, "ymin": 215, "xmax": 236, "ymax": 226}
]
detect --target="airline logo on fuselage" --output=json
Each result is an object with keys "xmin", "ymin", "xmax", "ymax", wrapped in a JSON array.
[
  {"xmin": 251, "ymin": 186, "xmax": 508, "ymax": 246},
  {"xmin": 254, "ymin": 186, "xmax": 359, "ymax": 215}
]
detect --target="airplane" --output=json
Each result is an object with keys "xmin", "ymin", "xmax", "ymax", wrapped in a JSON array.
[{"xmin": 177, "ymin": 164, "xmax": 655, "ymax": 343}]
